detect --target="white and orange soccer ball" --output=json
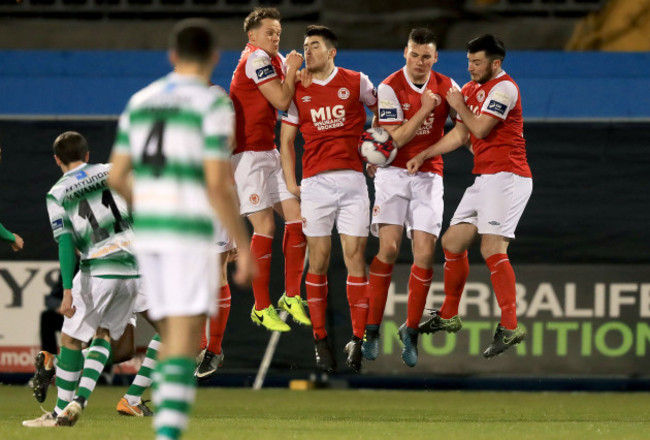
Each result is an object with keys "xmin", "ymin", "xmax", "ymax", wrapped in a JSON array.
[{"xmin": 358, "ymin": 127, "xmax": 397, "ymax": 167}]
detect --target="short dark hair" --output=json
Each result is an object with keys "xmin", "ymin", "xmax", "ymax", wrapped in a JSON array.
[
  {"xmin": 304, "ymin": 25, "xmax": 338, "ymax": 49},
  {"xmin": 169, "ymin": 18, "xmax": 217, "ymax": 63},
  {"xmin": 408, "ymin": 28, "xmax": 437, "ymax": 46},
  {"xmin": 467, "ymin": 34, "xmax": 506, "ymax": 61},
  {"xmin": 244, "ymin": 7, "xmax": 281, "ymax": 33},
  {"xmin": 53, "ymin": 131, "xmax": 88, "ymax": 165}
]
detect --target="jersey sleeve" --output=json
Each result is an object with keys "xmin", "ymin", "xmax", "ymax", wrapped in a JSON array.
[
  {"xmin": 451, "ymin": 78, "xmax": 461, "ymax": 91},
  {"xmin": 281, "ymin": 100, "xmax": 300, "ymax": 126},
  {"xmin": 112, "ymin": 109, "xmax": 131, "ymax": 155},
  {"xmin": 46, "ymin": 193, "xmax": 72, "ymax": 243},
  {"xmin": 481, "ymin": 80, "xmax": 518, "ymax": 120},
  {"xmin": 203, "ymin": 95, "xmax": 235, "ymax": 161},
  {"xmin": 359, "ymin": 72, "xmax": 378, "ymax": 107},
  {"xmin": 377, "ymin": 83, "xmax": 403, "ymax": 125},
  {"xmin": 245, "ymin": 50, "xmax": 280, "ymax": 86}
]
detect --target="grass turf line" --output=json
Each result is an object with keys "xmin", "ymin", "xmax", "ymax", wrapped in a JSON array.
[{"xmin": 3, "ymin": 385, "xmax": 650, "ymax": 439}]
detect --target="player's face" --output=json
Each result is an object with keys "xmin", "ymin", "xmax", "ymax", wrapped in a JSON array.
[
  {"xmin": 303, "ymin": 36, "xmax": 333, "ymax": 73},
  {"xmin": 249, "ymin": 18, "xmax": 282, "ymax": 57},
  {"xmin": 404, "ymin": 41, "xmax": 437, "ymax": 84},
  {"xmin": 467, "ymin": 51, "xmax": 496, "ymax": 84}
]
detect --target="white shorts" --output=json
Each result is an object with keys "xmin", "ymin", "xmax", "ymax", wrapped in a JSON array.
[
  {"xmin": 232, "ymin": 150, "xmax": 296, "ymax": 216},
  {"xmin": 450, "ymin": 172, "xmax": 532, "ymax": 239},
  {"xmin": 138, "ymin": 250, "xmax": 218, "ymax": 321},
  {"xmin": 371, "ymin": 167, "xmax": 444, "ymax": 239},
  {"xmin": 300, "ymin": 170, "xmax": 370, "ymax": 237},
  {"xmin": 128, "ymin": 279, "xmax": 149, "ymax": 327},
  {"xmin": 214, "ymin": 224, "xmax": 235, "ymax": 254},
  {"xmin": 62, "ymin": 272, "xmax": 139, "ymax": 342}
]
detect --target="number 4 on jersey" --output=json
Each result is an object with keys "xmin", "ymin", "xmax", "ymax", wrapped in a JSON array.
[{"xmin": 142, "ymin": 120, "xmax": 166, "ymax": 177}]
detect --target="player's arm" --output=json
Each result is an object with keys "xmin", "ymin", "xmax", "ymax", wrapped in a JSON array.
[
  {"xmin": 46, "ymin": 196, "xmax": 77, "ymax": 317},
  {"xmin": 204, "ymin": 158, "xmax": 253, "ymax": 286},
  {"xmin": 279, "ymin": 121, "xmax": 300, "ymax": 198},
  {"xmin": 257, "ymin": 51, "xmax": 303, "ymax": 111},
  {"xmin": 0, "ymin": 222, "xmax": 23, "ymax": 251},
  {"xmin": 383, "ymin": 90, "xmax": 439, "ymax": 148},
  {"xmin": 406, "ymin": 123, "xmax": 469, "ymax": 174},
  {"xmin": 108, "ymin": 153, "xmax": 133, "ymax": 206},
  {"xmin": 446, "ymin": 87, "xmax": 499, "ymax": 139}
]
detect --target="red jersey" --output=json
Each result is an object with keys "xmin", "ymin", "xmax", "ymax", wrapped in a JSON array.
[
  {"xmin": 459, "ymin": 71, "xmax": 531, "ymax": 177},
  {"xmin": 282, "ymin": 67, "xmax": 377, "ymax": 179},
  {"xmin": 378, "ymin": 67, "xmax": 457, "ymax": 175},
  {"xmin": 230, "ymin": 43, "xmax": 285, "ymax": 154}
]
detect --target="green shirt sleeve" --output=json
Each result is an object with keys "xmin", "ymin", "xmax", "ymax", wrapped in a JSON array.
[
  {"xmin": 0, "ymin": 222, "xmax": 15, "ymax": 242},
  {"xmin": 58, "ymin": 234, "xmax": 77, "ymax": 289}
]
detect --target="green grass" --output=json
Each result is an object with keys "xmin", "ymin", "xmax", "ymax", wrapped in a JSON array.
[{"xmin": 2, "ymin": 385, "xmax": 650, "ymax": 439}]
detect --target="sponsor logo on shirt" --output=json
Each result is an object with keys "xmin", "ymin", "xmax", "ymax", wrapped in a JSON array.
[
  {"xmin": 256, "ymin": 65, "xmax": 275, "ymax": 80},
  {"xmin": 310, "ymin": 105, "xmax": 346, "ymax": 131},
  {"xmin": 379, "ymin": 108, "xmax": 398, "ymax": 120},
  {"xmin": 338, "ymin": 87, "xmax": 350, "ymax": 100},
  {"xmin": 487, "ymin": 100, "xmax": 507, "ymax": 115},
  {"xmin": 51, "ymin": 218, "xmax": 64, "ymax": 231},
  {"xmin": 74, "ymin": 170, "xmax": 88, "ymax": 180},
  {"xmin": 301, "ymin": 96, "xmax": 312, "ymax": 103},
  {"xmin": 476, "ymin": 90, "xmax": 486, "ymax": 103},
  {"xmin": 402, "ymin": 103, "xmax": 411, "ymax": 111}
]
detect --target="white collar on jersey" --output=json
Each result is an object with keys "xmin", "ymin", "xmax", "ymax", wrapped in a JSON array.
[
  {"xmin": 311, "ymin": 67, "xmax": 339, "ymax": 86},
  {"xmin": 402, "ymin": 65, "xmax": 431, "ymax": 94}
]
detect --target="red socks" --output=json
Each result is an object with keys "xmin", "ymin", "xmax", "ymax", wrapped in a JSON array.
[
  {"xmin": 251, "ymin": 233, "xmax": 273, "ymax": 310},
  {"xmin": 346, "ymin": 276, "xmax": 369, "ymax": 339},
  {"xmin": 305, "ymin": 273, "xmax": 328, "ymax": 340},
  {"xmin": 486, "ymin": 253, "xmax": 518, "ymax": 329},
  {"xmin": 367, "ymin": 257, "xmax": 394, "ymax": 326},
  {"xmin": 406, "ymin": 265, "xmax": 433, "ymax": 329},
  {"xmin": 283, "ymin": 221, "xmax": 306, "ymax": 298},
  {"xmin": 439, "ymin": 250, "xmax": 469, "ymax": 319},
  {"xmin": 200, "ymin": 285, "xmax": 231, "ymax": 354}
]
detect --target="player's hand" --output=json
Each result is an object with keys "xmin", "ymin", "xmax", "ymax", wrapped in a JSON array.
[
  {"xmin": 59, "ymin": 289, "xmax": 76, "ymax": 318},
  {"xmin": 288, "ymin": 184, "xmax": 301, "ymax": 199},
  {"xmin": 446, "ymin": 87, "xmax": 464, "ymax": 112},
  {"xmin": 406, "ymin": 155, "xmax": 424, "ymax": 174},
  {"xmin": 286, "ymin": 50, "xmax": 304, "ymax": 72},
  {"xmin": 421, "ymin": 90, "xmax": 441, "ymax": 112},
  {"xmin": 297, "ymin": 69, "xmax": 312, "ymax": 87},
  {"xmin": 366, "ymin": 163, "xmax": 378, "ymax": 178},
  {"xmin": 10, "ymin": 233, "xmax": 23, "ymax": 251},
  {"xmin": 232, "ymin": 249, "xmax": 255, "ymax": 287}
]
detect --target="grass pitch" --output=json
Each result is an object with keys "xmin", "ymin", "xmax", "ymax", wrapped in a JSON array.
[{"xmin": 2, "ymin": 385, "xmax": 649, "ymax": 440}]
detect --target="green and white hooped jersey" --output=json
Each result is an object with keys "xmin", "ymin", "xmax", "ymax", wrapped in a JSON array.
[
  {"xmin": 46, "ymin": 163, "xmax": 138, "ymax": 277},
  {"xmin": 113, "ymin": 72, "xmax": 234, "ymax": 253}
]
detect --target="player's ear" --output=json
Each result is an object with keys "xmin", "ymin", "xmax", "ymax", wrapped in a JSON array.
[
  {"xmin": 84, "ymin": 151, "xmax": 90, "ymax": 163},
  {"xmin": 168, "ymin": 50, "xmax": 178, "ymax": 67},
  {"xmin": 403, "ymin": 46, "xmax": 408, "ymax": 60},
  {"xmin": 211, "ymin": 50, "xmax": 220, "ymax": 67},
  {"xmin": 329, "ymin": 47, "xmax": 337, "ymax": 61}
]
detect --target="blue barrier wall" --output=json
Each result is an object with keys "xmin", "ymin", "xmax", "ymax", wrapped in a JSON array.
[{"xmin": 1, "ymin": 50, "xmax": 649, "ymax": 118}]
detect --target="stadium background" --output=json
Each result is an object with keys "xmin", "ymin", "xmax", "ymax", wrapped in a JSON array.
[{"xmin": 0, "ymin": 0, "xmax": 649, "ymax": 389}]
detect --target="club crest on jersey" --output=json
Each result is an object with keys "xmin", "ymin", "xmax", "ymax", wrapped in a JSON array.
[
  {"xmin": 51, "ymin": 218, "xmax": 64, "ymax": 231},
  {"xmin": 301, "ymin": 96, "xmax": 312, "ymax": 103},
  {"xmin": 74, "ymin": 170, "xmax": 88, "ymax": 180},
  {"xmin": 249, "ymin": 194, "xmax": 260, "ymax": 205},
  {"xmin": 372, "ymin": 205, "xmax": 381, "ymax": 216},
  {"xmin": 256, "ymin": 65, "xmax": 274, "ymax": 80},
  {"xmin": 476, "ymin": 90, "xmax": 486, "ymax": 103},
  {"xmin": 337, "ymin": 87, "xmax": 350, "ymax": 100},
  {"xmin": 402, "ymin": 103, "xmax": 411, "ymax": 111}
]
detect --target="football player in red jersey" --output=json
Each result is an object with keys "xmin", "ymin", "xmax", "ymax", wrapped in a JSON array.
[
  {"xmin": 280, "ymin": 25, "xmax": 378, "ymax": 373},
  {"xmin": 362, "ymin": 28, "xmax": 459, "ymax": 368},
  {"xmin": 407, "ymin": 34, "xmax": 532, "ymax": 358},
  {"xmin": 230, "ymin": 7, "xmax": 312, "ymax": 333}
]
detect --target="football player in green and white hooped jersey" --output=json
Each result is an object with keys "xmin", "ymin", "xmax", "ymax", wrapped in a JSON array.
[
  {"xmin": 22, "ymin": 131, "xmax": 142, "ymax": 428},
  {"xmin": 108, "ymin": 18, "xmax": 253, "ymax": 440}
]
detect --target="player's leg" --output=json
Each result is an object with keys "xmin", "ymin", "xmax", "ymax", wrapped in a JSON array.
[
  {"xmin": 340, "ymin": 233, "xmax": 369, "ymax": 373},
  {"xmin": 274, "ymin": 197, "xmax": 310, "ymax": 326},
  {"xmin": 304, "ymin": 235, "xmax": 334, "ymax": 372},
  {"xmin": 363, "ymin": 224, "xmax": 402, "ymax": 360},
  {"xmin": 195, "ymin": 250, "xmax": 231, "ymax": 381},
  {"xmin": 119, "ymin": 331, "xmax": 160, "ymax": 417}
]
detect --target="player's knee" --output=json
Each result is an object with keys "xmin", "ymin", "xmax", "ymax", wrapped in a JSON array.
[{"xmin": 378, "ymin": 243, "xmax": 399, "ymax": 263}]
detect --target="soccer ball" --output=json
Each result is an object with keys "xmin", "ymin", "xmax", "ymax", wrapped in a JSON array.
[{"xmin": 358, "ymin": 127, "xmax": 397, "ymax": 167}]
